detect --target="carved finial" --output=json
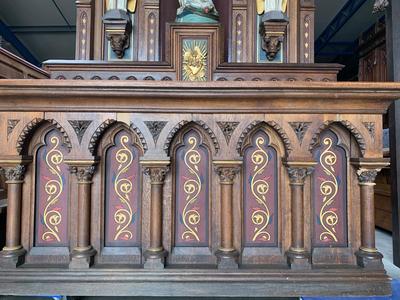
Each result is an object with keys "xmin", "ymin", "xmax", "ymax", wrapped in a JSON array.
[{"xmin": 1, "ymin": 165, "xmax": 26, "ymax": 182}]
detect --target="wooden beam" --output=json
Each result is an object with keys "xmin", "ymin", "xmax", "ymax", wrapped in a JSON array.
[{"xmin": 387, "ymin": 0, "xmax": 400, "ymax": 266}]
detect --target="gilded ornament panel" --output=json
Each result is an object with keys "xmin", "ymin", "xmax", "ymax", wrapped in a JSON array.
[
  {"xmin": 35, "ymin": 129, "xmax": 70, "ymax": 247},
  {"xmin": 181, "ymin": 39, "xmax": 208, "ymax": 81},
  {"xmin": 243, "ymin": 130, "xmax": 278, "ymax": 247},
  {"xmin": 175, "ymin": 129, "xmax": 209, "ymax": 247},
  {"xmin": 312, "ymin": 130, "xmax": 348, "ymax": 247},
  {"xmin": 105, "ymin": 129, "xmax": 141, "ymax": 247}
]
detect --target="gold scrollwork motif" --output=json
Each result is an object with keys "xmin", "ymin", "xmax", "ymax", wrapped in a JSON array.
[
  {"xmin": 251, "ymin": 137, "xmax": 271, "ymax": 242},
  {"xmin": 182, "ymin": 40, "xmax": 207, "ymax": 82},
  {"xmin": 42, "ymin": 136, "xmax": 64, "ymax": 242},
  {"xmin": 182, "ymin": 136, "xmax": 202, "ymax": 242},
  {"xmin": 114, "ymin": 135, "xmax": 134, "ymax": 241},
  {"xmin": 319, "ymin": 137, "xmax": 339, "ymax": 242}
]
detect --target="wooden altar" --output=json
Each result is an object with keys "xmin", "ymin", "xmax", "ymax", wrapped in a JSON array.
[{"xmin": 0, "ymin": 0, "xmax": 399, "ymax": 297}]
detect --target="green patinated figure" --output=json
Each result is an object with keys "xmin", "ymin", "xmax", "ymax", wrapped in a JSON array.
[{"xmin": 176, "ymin": 0, "xmax": 219, "ymax": 23}]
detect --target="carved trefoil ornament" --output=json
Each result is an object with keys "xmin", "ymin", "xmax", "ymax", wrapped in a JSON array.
[
  {"xmin": 68, "ymin": 120, "xmax": 92, "ymax": 144},
  {"xmin": 289, "ymin": 122, "xmax": 311, "ymax": 144},
  {"xmin": 363, "ymin": 122, "xmax": 375, "ymax": 140},
  {"xmin": 144, "ymin": 121, "xmax": 168, "ymax": 145},
  {"xmin": 217, "ymin": 121, "xmax": 240, "ymax": 144},
  {"xmin": 7, "ymin": 119, "xmax": 20, "ymax": 140}
]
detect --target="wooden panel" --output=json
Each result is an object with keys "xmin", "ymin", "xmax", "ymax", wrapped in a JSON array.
[
  {"xmin": 104, "ymin": 129, "xmax": 141, "ymax": 247},
  {"xmin": 35, "ymin": 129, "xmax": 70, "ymax": 247},
  {"xmin": 174, "ymin": 129, "xmax": 209, "ymax": 247},
  {"xmin": 243, "ymin": 130, "xmax": 278, "ymax": 247},
  {"xmin": 312, "ymin": 130, "xmax": 347, "ymax": 247}
]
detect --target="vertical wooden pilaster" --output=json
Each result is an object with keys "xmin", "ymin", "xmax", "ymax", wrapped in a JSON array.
[
  {"xmin": 285, "ymin": 163, "xmax": 314, "ymax": 269},
  {"xmin": 299, "ymin": 0, "xmax": 315, "ymax": 63},
  {"xmin": 387, "ymin": 0, "xmax": 400, "ymax": 267},
  {"xmin": 69, "ymin": 164, "xmax": 97, "ymax": 268},
  {"xmin": 143, "ymin": 162, "xmax": 170, "ymax": 269},
  {"xmin": 354, "ymin": 162, "xmax": 388, "ymax": 268},
  {"xmin": 0, "ymin": 165, "xmax": 27, "ymax": 267},
  {"xmin": 214, "ymin": 161, "xmax": 241, "ymax": 269},
  {"xmin": 75, "ymin": 0, "xmax": 94, "ymax": 60}
]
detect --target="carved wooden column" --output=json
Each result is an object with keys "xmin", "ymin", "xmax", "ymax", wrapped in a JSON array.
[
  {"xmin": 75, "ymin": 0, "xmax": 94, "ymax": 60},
  {"xmin": 353, "ymin": 159, "xmax": 389, "ymax": 268},
  {"xmin": 142, "ymin": 161, "xmax": 170, "ymax": 269},
  {"xmin": 0, "ymin": 164, "xmax": 29, "ymax": 267},
  {"xmin": 285, "ymin": 162, "xmax": 315, "ymax": 269},
  {"xmin": 69, "ymin": 163, "xmax": 97, "ymax": 268},
  {"xmin": 214, "ymin": 161, "xmax": 241, "ymax": 269}
]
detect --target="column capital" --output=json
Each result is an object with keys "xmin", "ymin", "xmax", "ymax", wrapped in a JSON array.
[
  {"xmin": 214, "ymin": 166, "xmax": 241, "ymax": 184},
  {"xmin": 286, "ymin": 167, "xmax": 314, "ymax": 185},
  {"xmin": 70, "ymin": 165, "xmax": 97, "ymax": 183},
  {"xmin": 356, "ymin": 169, "xmax": 380, "ymax": 185},
  {"xmin": 144, "ymin": 167, "xmax": 170, "ymax": 184},
  {"xmin": 1, "ymin": 165, "xmax": 27, "ymax": 183}
]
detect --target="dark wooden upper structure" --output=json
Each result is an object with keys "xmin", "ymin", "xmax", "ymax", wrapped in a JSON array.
[{"xmin": 0, "ymin": 0, "xmax": 399, "ymax": 297}]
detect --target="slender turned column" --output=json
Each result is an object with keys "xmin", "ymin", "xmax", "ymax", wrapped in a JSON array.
[
  {"xmin": 69, "ymin": 164, "xmax": 97, "ymax": 269},
  {"xmin": 356, "ymin": 168, "xmax": 385, "ymax": 268},
  {"xmin": 143, "ymin": 163, "xmax": 170, "ymax": 269},
  {"xmin": 0, "ymin": 165, "xmax": 27, "ymax": 267},
  {"xmin": 286, "ymin": 165, "xmax": 314, "ymax": 269},
  {"xmin": 214, "ymin": 161, "xmax": 241, "ymax": 269}
]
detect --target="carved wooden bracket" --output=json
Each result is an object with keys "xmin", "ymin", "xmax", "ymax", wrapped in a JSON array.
[
  {"xmin": 260, "ymin": 20, "xmax": 289, "ymax": 61},
  {"xmin": 103, "ymin": 9, "xmax": 132, "ymax": 59}
]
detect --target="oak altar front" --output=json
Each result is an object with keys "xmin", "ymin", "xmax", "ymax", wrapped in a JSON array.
[{"xmin": 0, "ymin": 0, "xmax": 398, "ymax": 297}]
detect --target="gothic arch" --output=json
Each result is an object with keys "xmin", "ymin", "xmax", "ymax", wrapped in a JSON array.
[
  {"xmin": 163, "ymin": 120, "xmax": 220, "ymax": 155},
  {"xmin": 16, "ymin": 118, "xmax": 72, "ymax": 155},
  {"xmin": 309, "ymin": 120, "xmax": 366, "ymax": 156},
  {"xmin": 236, "ymin": 120, "xmax": 293, "ymax": 156}
]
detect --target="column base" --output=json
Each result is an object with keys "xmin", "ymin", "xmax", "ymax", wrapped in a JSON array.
[
  {"xmin": 286, "ymin": 248, "xmax": 311, "ymax": 270},
  {"xmin": 356, "ymin": 248, "xmax": 384, "ymax": 269},
  {"xmin": 69, "ymin": 247, "xmax": 96, "ymax": 269},
  {"xmin": 144, "ymin": 249, "xmax": 167, "ymax": 269},
  {"xmin": 0, "ymin": 247, "xmax": 26, "ymax": 268},
  {"xmin": 216, "ymin": 249, "xmax": 239, "ymax": 269}
]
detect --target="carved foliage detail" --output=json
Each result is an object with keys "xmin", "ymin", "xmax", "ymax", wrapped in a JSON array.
[
  {"xmin": 144, "ymin": 121, "xmax": 168, "ymax": 145},
  {"xmin": 363, "ymin": 122, "xmax": 375, "ymax": 140},
  {"xmin": 1, "ymin": 165, "xmax": 26, "ymax": 182},
  {"xmin": 217, "ymin": 121, "xmax": 240, "ymax": 144},
  {"xmin": 68, "ymin": 120, "xmax": 92, "ymax": 144},
  {"xmin": 7, "ymin": 119, "xmax": 20, "ymax": 140},
  {"xmin": 289, "ymin": 122, "xmax": 311, "ymax": 144}
]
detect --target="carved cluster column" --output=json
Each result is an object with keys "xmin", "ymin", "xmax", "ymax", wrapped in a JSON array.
[
  {"xmin": 0, "ymin": 164, "xmax": 28, "ymax": 267},
  {"xmin": 285, "ymin": 162, "xmax": 315, "ymax": 269},
  {"xmin": 214, "ymin": 161, "xmax": 241, "ymax": 269},
  {"xmin": 353, "ymin": 160, "xmax": 389, "ymax": 268},
  {"xmin": 143, "ymin": 162, "xmax": 170, "ymax": 269},
  {"xmin": 69, "ymin": 163, "xmax": 97, "ymax": 268}
]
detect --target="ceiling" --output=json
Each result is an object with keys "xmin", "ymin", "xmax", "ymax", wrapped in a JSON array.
[{"xmin": 0, "ymin": 0, "xmax": 386, "ymax": 65}]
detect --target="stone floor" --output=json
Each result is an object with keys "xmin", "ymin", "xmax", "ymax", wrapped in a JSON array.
[{"xmin": 377, "ymin": 228, "xmax": 400, "ymax": 279}]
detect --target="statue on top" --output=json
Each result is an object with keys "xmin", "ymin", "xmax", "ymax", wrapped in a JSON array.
[
  {"xmin": 257, "ymin": 0, "xmax": 288, "ymax": 21},
  {"xmin": 106, "ymin": 0, "xmax": 137, "ymax": 13},
  {"xmin": 176, "ymin": 0, "xmax": 219, "ymax": 23}
]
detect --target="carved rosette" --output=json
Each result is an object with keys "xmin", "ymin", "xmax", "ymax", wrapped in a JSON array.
[
  {"xmin": 1, "ymin": 165, "xmax": 26, "ymax": 182},
  {"xmin": 215, "ymin": 166, "xmax": 240, "ymax": 184},
  {"xmin": 144, "ymin": 166, "xmax": 170, "ymax": 184},
  {"xmin": 70, "ymin": 166, "xmax": 96, "ymax": 183},
  {"xmin": 287, "ymin": 167, "xmax": 314, "ymax": 185},
  {"xmin": 356, "ymin": 169, "xmax": 379, "ymax": 185}
]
